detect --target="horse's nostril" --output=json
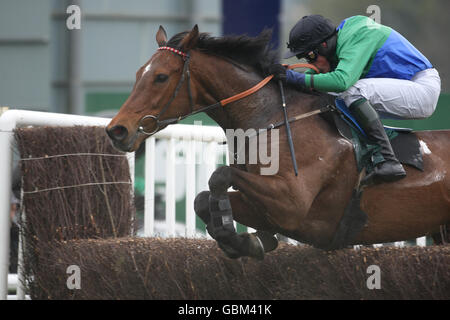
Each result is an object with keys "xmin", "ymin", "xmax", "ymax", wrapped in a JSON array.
[{"xmin": 107, "ymin": 125, "xmax": 128, "ymax": 142}]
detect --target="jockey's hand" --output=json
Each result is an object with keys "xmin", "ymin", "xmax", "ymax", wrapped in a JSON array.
[{"xmin": 267, "ymin": 64, "xmax": 287, "ymax": 84}]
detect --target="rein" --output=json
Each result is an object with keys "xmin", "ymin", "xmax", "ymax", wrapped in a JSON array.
[{"xmin": 138, "ymin": 47, "xmax": 325, "ymax": 135}]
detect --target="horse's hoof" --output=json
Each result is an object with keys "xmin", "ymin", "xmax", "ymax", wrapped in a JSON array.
[
  {"xmin": 243, "ymin": 233, "xmax": 265, "ymax": 261},
  {"xmin": 217, "ymin": 233, "xmax": 265, "ymax": 260}
]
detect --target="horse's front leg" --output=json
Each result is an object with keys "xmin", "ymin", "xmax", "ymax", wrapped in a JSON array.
[
  {"xmin": 194, "ymin": 166, "xmax": 279, "ymax": 260},
  {"xmin": 194, "ymin": 190, "xmax": 278, "ymax": 260}
]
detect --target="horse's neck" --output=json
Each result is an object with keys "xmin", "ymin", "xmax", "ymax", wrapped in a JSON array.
[
  {"xmin": 207, "ymin": 83, "xmax": 283, "ymax": 130},
  {"xmin": 207, "ymin": 81, "xmax": 332, "ymax": 133}
]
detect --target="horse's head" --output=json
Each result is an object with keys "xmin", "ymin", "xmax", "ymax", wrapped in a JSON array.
[{"xmin": 106, "ymin": 25, "xmax": 200, "ymax": 152}]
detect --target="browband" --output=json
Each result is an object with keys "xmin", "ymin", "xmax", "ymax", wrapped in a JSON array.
[{"xmin": 158, "ymin": 46, "xmax": 188, "ymax": 58}]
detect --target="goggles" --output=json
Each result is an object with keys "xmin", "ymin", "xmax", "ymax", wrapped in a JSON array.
[{"xmin": 297, "ymin": 48, "xmax": 319, "ymax": 63}]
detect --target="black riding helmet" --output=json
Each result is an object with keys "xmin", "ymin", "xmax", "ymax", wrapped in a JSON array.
[{"xmin": 284, "ymin": 15, "xmax": 337, "ymax": 59}]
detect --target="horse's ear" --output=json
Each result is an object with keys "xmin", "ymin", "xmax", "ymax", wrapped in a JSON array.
[
  {"xmin": 180, "ymin": 24, "xmax": 199, "ymax": 52},
  {"xmin": 156, "ymin": 25, "xmax": 168, "ymax": 47}
]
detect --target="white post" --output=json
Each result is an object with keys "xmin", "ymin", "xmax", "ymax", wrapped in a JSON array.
[
  {"xmin": 205, "ymin": 141, "xmax": 217, "ymax": 239},
  {"xmin": 126, "ymin": 152, "xmax": 135, "ymax": 235},
  {"xmin": 416, "ymin": 236, "xmax": 427, "ymax": 247},
  {"xmin": 185, "ymin": 139, "xmax": 196, "ymax": 238},
  {"xmin": 144, "ymin": 137, "xmax": 155, "ymax": 237},
  {"xmin": 127, "ymin": 153, "xmax": 135, "ymax": 192},
  {"xmin": 16, "ymin": 207, "xmax": 25, "ymax": 300},
  {"xmin": 7, "ymin": 274, "xmax": 18, "ymax": 292},
  {"xmin": 165, "ymin": 138, "xmax": 176, "ymax": 237},
  {"xmin": 394, "ymin": 241, "xmax": 405, "ymax": 248},
  {"xmin": 0, "ymin": 129, "xmax": 13, "ymax": 300},
  {"xmin": 205, "ymin": 141, "xmax": 217, "ymax": 181}
]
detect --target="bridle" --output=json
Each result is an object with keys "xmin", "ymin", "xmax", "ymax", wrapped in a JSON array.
[
  {"xmin": 138, "ymin": 46, "xmax": 324, "ymax": 136},
  {"xmin": 138, "ymin": 46, "xmax": 196, "ymax": 135}
]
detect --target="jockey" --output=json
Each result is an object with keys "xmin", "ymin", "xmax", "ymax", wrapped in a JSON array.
[{"xmin": 269, "ymin": 15, "xmax": 441, "ymax": 183}]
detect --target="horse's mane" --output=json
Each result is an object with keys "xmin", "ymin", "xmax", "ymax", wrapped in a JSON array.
[
  {"xmin": 167, "ymin": 29, "xmax": 278, "ymax": 77},
  {"xmin": 167, "ymin": 29, "xmax": 331, "ymax": 101}
]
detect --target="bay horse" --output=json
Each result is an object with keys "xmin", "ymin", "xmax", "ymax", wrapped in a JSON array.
[{"xmin": 106, "ymin": 25, "xmax": 450, "ymax": 259}]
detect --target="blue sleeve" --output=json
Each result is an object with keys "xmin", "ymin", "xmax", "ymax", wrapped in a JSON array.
[{"xmin": 286, "ymin": 69, "xmax": 306, "ymax": 88}]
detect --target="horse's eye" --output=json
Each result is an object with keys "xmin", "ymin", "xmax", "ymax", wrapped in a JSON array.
[{"xmin": 155, "ymin": 74, "xmax": 168, "ymax": 83}]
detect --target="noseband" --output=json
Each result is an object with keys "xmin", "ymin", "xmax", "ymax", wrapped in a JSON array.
[{"xmin": 138, "ymin": 46, "xmax": 321, "ymax": 136}]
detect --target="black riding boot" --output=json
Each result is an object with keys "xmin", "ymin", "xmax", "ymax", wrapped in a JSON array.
[{"xmin": 349, "ymin": 98, "xmax": 406, "ymax": 183}]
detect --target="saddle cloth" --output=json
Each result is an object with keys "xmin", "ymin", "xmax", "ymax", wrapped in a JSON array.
[{"xmin": 332, "ymin": 99, "xmax": 424, "ymax": 174}]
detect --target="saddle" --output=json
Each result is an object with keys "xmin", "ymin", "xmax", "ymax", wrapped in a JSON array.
[{"xmin": 331, "ymin": 98, "xmax": 424, "ymax": 174}]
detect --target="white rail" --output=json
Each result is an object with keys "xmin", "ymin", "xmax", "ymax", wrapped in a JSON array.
[{"xmin": 142, "ymin": 125, "xmax": 227, "ymax": 238}]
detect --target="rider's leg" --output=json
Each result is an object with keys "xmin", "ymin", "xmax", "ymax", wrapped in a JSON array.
[
  {"xmin": 339, "ymin": 69, "xmax": 440, "ymax": 119},
  {"xmin": 349, "ymin": 98, "xmax": 406, "ymax": 182},
  {"xmin": 339, "ymin": 69, "xmax": 440, "ymax": 183}
]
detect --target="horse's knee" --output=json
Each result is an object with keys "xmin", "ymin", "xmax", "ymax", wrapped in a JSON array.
[
  {"xmin": 194, "ymin": 191, "xmax": 210, "ymax": 224},
  {"xmin": 208, "ymin": 166, "xmax": 232, "ymax": 195}
]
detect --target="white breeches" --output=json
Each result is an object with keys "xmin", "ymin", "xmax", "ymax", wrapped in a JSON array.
[{"xmin": 339, "ymin": 68, "xmax": 441, "ymax": 119}]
